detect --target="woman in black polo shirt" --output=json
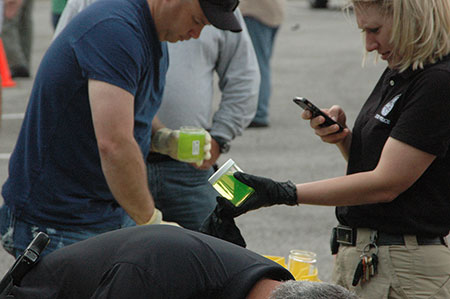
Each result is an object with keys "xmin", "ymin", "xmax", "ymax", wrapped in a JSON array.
[{"xmin": 204, "ymin": 0, "xmax": 450, "ymax": 298}]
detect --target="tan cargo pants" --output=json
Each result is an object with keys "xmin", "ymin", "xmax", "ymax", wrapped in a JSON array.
[{"xmin": 332, "ymin": 228, "xmax": 450, "ymax": 299}]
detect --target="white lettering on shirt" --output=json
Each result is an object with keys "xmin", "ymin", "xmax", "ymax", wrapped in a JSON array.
[
  {"xmin": 375, "ymin": 113, "xmax": 391, "ymax": 124},
  {"xmin": 375, "ymin": 93, "xmax": 401, "ymax": 125}
]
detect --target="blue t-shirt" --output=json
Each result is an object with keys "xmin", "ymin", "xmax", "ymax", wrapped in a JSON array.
[{"xmin": 2, "ymin": 0, "xmax": 169, "ymax": 229}]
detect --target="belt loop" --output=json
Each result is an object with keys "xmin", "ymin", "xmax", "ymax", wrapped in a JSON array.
[
  {"xmin": 403, "ymin": 235, "xmax": 419, "ymax": 249},
  {"xmin": 370, "ymin": 230, "xmax": 378, "ymax": 244},
  {"xmin": 355, "ymin": 228, "xmax": 371, "ymax": 251}
]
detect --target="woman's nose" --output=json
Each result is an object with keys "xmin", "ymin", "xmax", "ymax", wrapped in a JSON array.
[{"xmin": 365, "ymin": 34, "xmax": 378, "ymax": 52}]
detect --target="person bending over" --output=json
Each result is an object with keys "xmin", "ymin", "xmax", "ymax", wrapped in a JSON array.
[{"xmin": 8, "ymin": 225, "xmax": 358, "ymax": 299}]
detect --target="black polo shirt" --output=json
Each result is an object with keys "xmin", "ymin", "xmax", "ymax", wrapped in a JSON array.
[
  {"xmin": 11, "ymin": 225, "xmax": 293, "ymax": 299},
  {"xmin": 337, "ymin": 55, "xmax": 450, "ymax": 236}
]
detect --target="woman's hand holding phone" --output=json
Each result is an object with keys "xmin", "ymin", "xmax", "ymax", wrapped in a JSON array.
[{"xmin": 294, "ymin": 97, "xmax": 349, "ymax": 145}]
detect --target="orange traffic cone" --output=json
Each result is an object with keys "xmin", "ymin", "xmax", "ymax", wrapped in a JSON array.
[{"xmin": 0, "ymin": 38, "xmax": 16, "ymax": 88}]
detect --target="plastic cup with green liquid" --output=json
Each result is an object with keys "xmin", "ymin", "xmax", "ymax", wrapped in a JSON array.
[
  {"xmin": 208, "ymin": 159, "xmax": 255, "ymax": 207},
  {"xmin": 177, "ymin": 126, "xmax": 206, "ymax": 163}
]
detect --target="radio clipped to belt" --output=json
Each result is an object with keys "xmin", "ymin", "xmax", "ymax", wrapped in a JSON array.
[{"xmin": 352, "ymin": 230, "xmax": 379, "ymax": 286}]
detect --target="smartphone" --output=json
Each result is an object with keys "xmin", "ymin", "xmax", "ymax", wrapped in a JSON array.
[{"xmin": 293, "ymin": 97, "xmax": 343, "ymax": 132}]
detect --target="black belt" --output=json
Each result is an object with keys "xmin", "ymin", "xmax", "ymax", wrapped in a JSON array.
[
  {"xmin": 147, "ymin": 152, "xmax": 175, "ymax": 163},
  {"xmin": 146, "ymin": 153, "xmax": 219, "ymax": 171},
  {"xmin": 335, "ymin": 225, "xmax": 447, "ymax": 246}
]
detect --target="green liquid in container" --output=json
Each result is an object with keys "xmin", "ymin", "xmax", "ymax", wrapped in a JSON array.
[
  {"xmin": 213, "ymin": 172, "xmax": 254, "ymax": 206},
  {"xmin": 177, "ymin": 131, "xmax": 205, "ymax": 162}
]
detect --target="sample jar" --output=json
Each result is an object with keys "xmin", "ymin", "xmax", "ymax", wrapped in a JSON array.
[
  {"xmin": 177, "ymin": 126, "xmax": 206, "ymax": 162},
  {"xmin": 208, "ymin": 159, "xmax": 254, "ymax": 207},
  {"xmin": 288, "ymin": 250, "xmax": 318, "ymax": 281}
]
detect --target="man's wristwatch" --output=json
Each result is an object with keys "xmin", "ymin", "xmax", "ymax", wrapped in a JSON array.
[{"xmin": 212, "ymin": 136, "xmax": 230, "ymax": 154}]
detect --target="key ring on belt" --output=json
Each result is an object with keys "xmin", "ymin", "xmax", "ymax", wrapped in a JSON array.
[{"xmin": 362, "ymin": 230, "xmax": 379, "ymax": 256}]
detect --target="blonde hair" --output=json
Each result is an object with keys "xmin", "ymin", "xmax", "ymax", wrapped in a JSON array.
[{"xmin": 348, "ymin": 0, "xmax": 450, "ymax": 72}]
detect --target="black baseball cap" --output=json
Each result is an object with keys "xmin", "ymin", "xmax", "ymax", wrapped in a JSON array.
[{"xmin": 199, "ymin": 0, "xmax": 242, "ymax": 32}]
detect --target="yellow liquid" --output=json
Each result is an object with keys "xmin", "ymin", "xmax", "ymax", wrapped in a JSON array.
[
  {"xmin": 288, "ymin": 259, "xmax": 319, "ymax": 281},
  {"xmin": 289, "ymin": 260, "xmax": 312, "ymax": 277},
  {"xmin": 263, "ymin": 255, "xmax": 286, "ymax": 268},
  {"xmin": 264, "ymin": 255, "xmax": 320, "ymax": 281},
  {"xmin": 298, "ymin": 271, "xmax": 320, "ymax": 282},
  {"xmin": 213, "ymin": 172, "xmax": 254, "ymax": 206}
]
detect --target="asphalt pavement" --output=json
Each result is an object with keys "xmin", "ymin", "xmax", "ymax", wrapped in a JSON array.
[{"xmin": 0, "ymin": 0, "xmax": 394, "ymax": 282}]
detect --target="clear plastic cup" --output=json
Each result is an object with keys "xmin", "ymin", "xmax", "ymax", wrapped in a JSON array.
[
  {"xmin": 177, "ymin": 126, "xmax": 206, "ymax": 162},
  {"xmin": 288, "ymin": 250, "xmax": 319, "ymax": 281},
  {"xmin": 208, "ymin": 159, "xmax": 254, "ymax": 207}
]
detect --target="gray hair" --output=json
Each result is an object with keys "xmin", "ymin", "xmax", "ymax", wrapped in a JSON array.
[{"xmin": 270, "ymin": 280, "xmax": 359, "ymax": 299}]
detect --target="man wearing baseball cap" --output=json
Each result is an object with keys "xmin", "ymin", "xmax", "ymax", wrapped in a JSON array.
[
  {"xmin": 199, "ymin": 0, "xmax": 242, "ymax": 32},
  {"xmin": 0, "ymin": 0, "xmax": 243, "ymax": 257}
]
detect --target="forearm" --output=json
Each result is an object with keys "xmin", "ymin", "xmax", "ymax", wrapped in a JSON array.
[
  {"xmin": 151, "ymin": 116, "xmax": 165, "ymax": 134},
  {"xmin": 99, "ymin": 138, "xmax": 155, "ymax": 225},
  {"xmin": 213, "ymin": 12, "xmax": 259, "ymax": 138},
  {"xmin": 336, "ymin": 133, "xmax": 352, "ymax": 162},
  {"xmin": 298, "ymin": 137, "xmax": 435, "ymax": 207},
  {"xmin": 296, "ymin": 171, "xmax": 397, "ymax": 206},
  {"xmin": 211, "ymin": 76, "xmax": 258, "ymax": 140},
  {"xmin": 150, "ymin": 116, "xmax": 167, "ymax": 153}
]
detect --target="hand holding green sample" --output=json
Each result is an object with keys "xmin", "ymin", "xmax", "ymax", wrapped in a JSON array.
[{"xmin": 227, "ymin": 172, "xmax": 298, "ymax": 217}]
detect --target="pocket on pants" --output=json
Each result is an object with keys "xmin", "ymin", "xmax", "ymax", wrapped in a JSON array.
[
  {"xmin": 389, "ymin": 245, "xmax": 450, "ymax": 298},
  {"xmin": 430, "ymin": 275, "xmax": 450, "ymax": 299}
]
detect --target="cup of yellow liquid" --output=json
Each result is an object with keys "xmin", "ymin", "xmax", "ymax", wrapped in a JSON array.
[
  {"xmin": 263, "ymin": 255, "xmax": 287, "ymax": 268},
  {"xmin": 177, "ymin": 126, "xmax": 206, "ymax": 163},
  {"xmin": 288, "ymin": 249, "xmax": 320, "ymax": 281},
  {"xmin": 208, "ymin": 159, "xmax": 254, "ymax": 207}
]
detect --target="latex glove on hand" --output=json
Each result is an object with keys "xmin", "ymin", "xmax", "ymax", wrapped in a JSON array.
[
  {"xmin": 151, "ymin": 127, "xmax": 212, "ymax": 166},
  {"xmin": 197, "ymin": 132, "xmax": 212, "ymax": 166},
  {"xmin": 199, "ymin": 173, "xmax": 297, "ymax": 247},
  {"xmin": 199, "ymin": 196, "xmax": 247, "ymax": 248},
  {"xmin": 141, "ymin": 208, "xmax": 181, "ymax": 227},
  {"xmin": 141, "ymin": 208, "xmax": 163, "ymax": 225},
  {"xmin": 160, "ymin": 220, "xmax": 181, "ymax": 227},
  {"xmin": 230, "ymin": 172, "xmax": 298, "ymax": 217}
]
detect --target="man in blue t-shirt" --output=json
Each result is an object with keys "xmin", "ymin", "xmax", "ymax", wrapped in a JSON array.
[{"xmin": 0, "ymin": 0, "xmax": 243, "ymax": 257}]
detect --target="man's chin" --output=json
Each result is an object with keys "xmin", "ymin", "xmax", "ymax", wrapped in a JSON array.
[
  {"xmin": 167, "ymin": 37, "xmax": 182, "ymax": 43},
  {"xmin": 158, "ymin": 34, "xmax": 177, "ymax": 43}
]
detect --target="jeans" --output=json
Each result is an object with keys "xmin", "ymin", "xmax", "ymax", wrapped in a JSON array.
[
  {"xmin": 243, "ymin": 16, "xmax": 280, "ymax": 125},
  {"xmin": 0, "ymin": 205, "xmax": 136, "ymax": 258},
  {"xmin": 147, "ymin": 160, "xmax": 218, "ymax": 231}
]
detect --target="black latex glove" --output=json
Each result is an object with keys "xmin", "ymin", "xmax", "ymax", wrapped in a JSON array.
[
  {"xmin": 199, "ymin": 173, "xmax": 297, "ymax": 247},
  {"xmin": 199, "ymin": 197, "xmax": 247, "ymax": 248},
  {"xmin": 231, "ymin": 172, "xmax": 298, "ymax": 217}
]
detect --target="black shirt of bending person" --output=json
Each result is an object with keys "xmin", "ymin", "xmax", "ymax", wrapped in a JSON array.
[{"xmin": 10, "ymin": 225, "xmax": 293, "ymax": 298}]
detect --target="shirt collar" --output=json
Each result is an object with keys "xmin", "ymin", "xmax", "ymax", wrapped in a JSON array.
[{"xmin": 387, "ymin": 53, "xmax": 450, "ymax": 80}]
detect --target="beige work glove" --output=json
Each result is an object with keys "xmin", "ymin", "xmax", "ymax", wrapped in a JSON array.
[
  {"xmin": 160, "ymin": 220, "xmax": 181, "ymax": 227},
  {"xmin": 151, "ymin": 127, "xmax": 212, "ymax": 166},
  {"xmin": 141, "ymin": 208, "xmax": 181, "ymax": 227},
  {"xmin": 141, "ymin": 208, "xmax": 163, "ymax": 225}
]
